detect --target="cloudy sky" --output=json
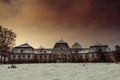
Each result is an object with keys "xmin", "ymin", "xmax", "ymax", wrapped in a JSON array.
[{"xmin": 0, "ymin": 0, "xmax": 120, "ymax": 48}]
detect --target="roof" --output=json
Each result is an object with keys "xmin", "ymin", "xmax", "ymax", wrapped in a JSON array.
[
  {"xmin": 56, "ymin": 39, "xmax": 67, "ymax": 43},
  {"xmin": 15, "ymin": 43, "xmax": 34, "ymax": 49},
  {"xmin": 54, "ymin": 39, "xmax": 70, "ymax": 49},
  {"xmin": 90, "ymin": 45, "xmax": 109, "ymax": 48},
  {"xmin": 72, "ymin": 42, "xmax": 82, "ymax": 48}
]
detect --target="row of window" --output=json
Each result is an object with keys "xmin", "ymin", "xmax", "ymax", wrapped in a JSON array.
[
  {"xmin": 0, "ymin": 53, "xmax": 112, "ymax": 60},
  {"xmin": 36, "ymin": 54, "xmax": 71, "ymax": 59},
  {"xmin": 10, "ymin": 55, "xmax": 33, "ymax": 59}
]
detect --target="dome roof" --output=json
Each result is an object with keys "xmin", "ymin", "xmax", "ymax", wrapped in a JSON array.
[
  {"xmin": 72, "ymin": 42, "xmax": 82, "ymax": 49},
  {"xmin": 56, "ymin": 39, "xmax": 67, "ymax": 43},
  {"xmin": 54, "ymin": 39, "xmax": 70, "ymax": 49}
]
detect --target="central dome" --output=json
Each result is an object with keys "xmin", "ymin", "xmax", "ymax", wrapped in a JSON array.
[
  {"xmin": 53, "ymin": 39, "xmax": 71, "ymax": 54},
  {"xmin": 54, "ymin": 39, "xmax": 70, "ymax": 49}
]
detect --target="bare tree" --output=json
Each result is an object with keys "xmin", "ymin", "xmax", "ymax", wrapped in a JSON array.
[{"xmin": 0, "ymin": 26, "xmax": 16, "ymax": 53}]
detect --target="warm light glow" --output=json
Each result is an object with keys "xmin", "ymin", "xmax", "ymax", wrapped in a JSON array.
[{"xmin": 0, "ymin": 0, "xmax": 119, "ymax": 48}]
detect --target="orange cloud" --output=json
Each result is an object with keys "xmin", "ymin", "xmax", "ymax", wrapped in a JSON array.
[{"xmin": 0, "ymin": 0, "xmax": 120, "ymax": 48}]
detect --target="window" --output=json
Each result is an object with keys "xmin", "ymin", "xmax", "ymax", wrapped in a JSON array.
[
  {"xmin": 75, "ymin": 50, "xmax": 78, "ymax": 53},
  {"xmin": 13, "ymin": 55, "xmax": 15, "ymax": 58},
  {"xmin": 44, "ymin": 51, "xmax": 46, "ymax": 53},
  {"xmin": 23, "ymin": 55, "xmax": 25, "ymax": 58},
  {"xmin": 28, "ymin": 55, "xmax": 30, "ymax": 58},
  {"xmin": 21, "ymin": 50, "xmax": 24, "ymax": 53},
  {"xmin": 18, "ymin": 55, "xmax": 20, "ymax": 58},
  {"xmin": 60, "ymin": 48, "xmax": 63, "ymax": 50},
  {"xmin": 81, "ymin": 55, "xmax": 83, "ymax": 58}
]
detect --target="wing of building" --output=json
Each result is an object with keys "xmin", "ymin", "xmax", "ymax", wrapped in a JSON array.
[{"xmin": 12, "ymin": 43, "xmax": 34, "ymax": 53}]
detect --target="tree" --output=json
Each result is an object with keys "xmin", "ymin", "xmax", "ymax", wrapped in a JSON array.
[
  {"xmin": 114, "ymin": 45, "xmax": 120, "ymax": 62},
  {"xmin": 115, "ymin": 45, "xmax": 120, "ymax": 52},
  {"xmin": 0, "ymin": 26, "xmax": 16, "ymax": 53}
]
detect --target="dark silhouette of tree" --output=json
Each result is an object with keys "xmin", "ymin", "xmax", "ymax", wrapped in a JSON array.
[
  {"xmin": 115, "ymin": 45, "xmax": 120, "ymax": 52},
  {"xmin": 114, "ymin": 45, "xmax": 120, "ymax": 62},
  {"xmin": 0, "ymin": 26, "xmax": 16, "ymax": 53}
]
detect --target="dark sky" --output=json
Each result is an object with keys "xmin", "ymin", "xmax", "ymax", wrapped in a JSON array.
[{"xmin": 0, "ymin": 0, "xmax": 120, "ymax": 48}]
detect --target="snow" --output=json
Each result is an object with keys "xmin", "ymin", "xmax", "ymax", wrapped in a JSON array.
[
  {"xmin": 0, "ymin": 63, "xmax": 120, "ymax": 80},
  {"xmin": 78, "ymin": 49, "xmax": 89, "ymax": 53}
]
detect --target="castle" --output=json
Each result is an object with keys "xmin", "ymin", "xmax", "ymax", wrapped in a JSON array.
[{"xmin": 0, "ymin": 39, "xmax": 119, "ymax": 63}]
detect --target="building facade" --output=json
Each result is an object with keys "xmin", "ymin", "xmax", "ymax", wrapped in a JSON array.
[{"xmin": 0, "ymin": 39, "xmax": 117, "ymax": 63}]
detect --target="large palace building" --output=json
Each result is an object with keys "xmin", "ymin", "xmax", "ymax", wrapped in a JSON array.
[{"xmin": 0, "ymin": 39, "xmax": 118, "ymax": 63}]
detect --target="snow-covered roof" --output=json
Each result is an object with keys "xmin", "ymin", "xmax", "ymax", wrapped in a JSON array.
[
  {"xmin": 78, "ymin": 49, "xmax": 89, "ymax": 53},
  {"xmin": 15, "ymin": 43, "xmax": 33, "ymax": 48}
]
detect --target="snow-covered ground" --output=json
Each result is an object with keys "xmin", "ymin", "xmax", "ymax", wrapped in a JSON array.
[{"xmin": 0, "ymin": 63, "xmax": 120, "ymax": 80}]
